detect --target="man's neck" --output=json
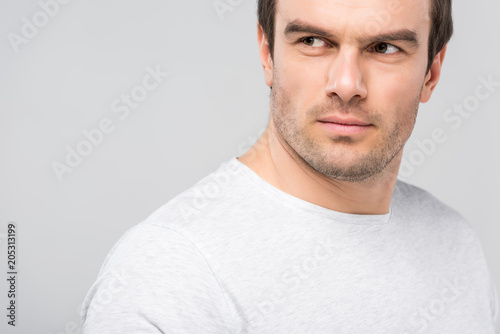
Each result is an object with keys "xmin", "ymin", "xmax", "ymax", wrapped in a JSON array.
[{"xmin": 237, "ymin": 123, "xmax": 401, "ymax": 215}]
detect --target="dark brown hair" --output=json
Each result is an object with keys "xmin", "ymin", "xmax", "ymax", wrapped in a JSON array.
[{"xmin": 257, "ymin": 0, "xmax": 453, "ymax": 74}]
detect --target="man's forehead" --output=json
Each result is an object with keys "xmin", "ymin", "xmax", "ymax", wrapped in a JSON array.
[
  {"xmin": 276, "ymin": 0, "xmax": 431, "ymax": 14},
  {"xmin": 276, "ymin": 0, "xmax": 431, "ymax": 38}
]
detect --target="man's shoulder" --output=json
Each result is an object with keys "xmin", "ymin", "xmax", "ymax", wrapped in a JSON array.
[
  {"xmin": 393, "ymin": 179, "xmax": 475, "ymax": 231},
  {"xmin": 142, "ymin": 157, "xmax": 250, "ymax": 231},
  {"xmin": 394, "ymin": 178, "xmax": 442, "ymax": 202},
  {"xmin": 395, "ymin": 179, "xmax": 460, "ymax": 213},
  {"xmin": 393, "ymin": 180, "xmax": 488, "ymax": 270}
]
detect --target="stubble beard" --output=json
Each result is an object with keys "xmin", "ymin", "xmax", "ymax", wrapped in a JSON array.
[{"xmin": 270, "ymin": 78, "xmax": 421, "ymax": 183}]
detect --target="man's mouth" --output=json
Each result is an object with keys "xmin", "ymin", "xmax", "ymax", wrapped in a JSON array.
[
  {"xmin": 317, "ymin": 115, "xmax": 372, "ymax": 126},
  {"xmin": 317, "ymin": 115, "xmax": 373, "ymax": 136}
]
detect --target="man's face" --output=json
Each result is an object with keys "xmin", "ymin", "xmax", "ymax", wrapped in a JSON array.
[{"xmin": 266, "ymin": 0, "xmax": 435, "ymax": 182}]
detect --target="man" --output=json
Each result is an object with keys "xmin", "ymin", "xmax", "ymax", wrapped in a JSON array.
[{"xmin": 81, "ymin": 0, "xmax": 498, "ymax": 333}]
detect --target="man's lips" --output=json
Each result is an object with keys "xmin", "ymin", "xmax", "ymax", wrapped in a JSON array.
[
  {"xmin": 317, "ymin": 115, "xmax": 371, "ymax": 126},
  {"xmin": 317, "ymin": 116, "xmax": 373, "ymax": 135}
]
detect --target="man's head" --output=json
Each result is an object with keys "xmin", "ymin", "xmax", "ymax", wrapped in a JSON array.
[{"xmin": 256, "ymin": 0, "xmax": 453, "ymax": 182}]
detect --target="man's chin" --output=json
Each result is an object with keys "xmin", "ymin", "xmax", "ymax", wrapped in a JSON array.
[{"xmin": 302, "ymin": 152, "xmax": 389, "ymax": 182}]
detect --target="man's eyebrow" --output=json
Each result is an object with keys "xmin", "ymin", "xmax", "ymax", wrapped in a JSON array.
[
  {"xmin": 284, "ymin": 20, "xmax": 335, "ymax": 38},
  {"xmin": 369, "ymin": 29, "xmax": 420, "ymax": 47},
  {"xmin": 284, "ymin": 19, "xmax": 420, "ymax": 48}
]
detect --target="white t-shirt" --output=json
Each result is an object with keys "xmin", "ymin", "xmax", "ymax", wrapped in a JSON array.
[{"xmin": 81, "ymin": 157, "xmax": 499, "ymax": 333}]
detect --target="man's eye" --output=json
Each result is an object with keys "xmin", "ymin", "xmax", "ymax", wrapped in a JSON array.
[
  {"xmin": 301, "ymin": 37, "xmax": 327, "ymax": 47},
  {"xmin": 371, "ymin": 42, "xmax": 400, "ymax": 54}
]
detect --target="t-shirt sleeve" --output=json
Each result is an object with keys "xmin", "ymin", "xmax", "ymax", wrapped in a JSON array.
[{"xmin": 81, "ymin": 223, "xmax": 235, "ymax": 333}]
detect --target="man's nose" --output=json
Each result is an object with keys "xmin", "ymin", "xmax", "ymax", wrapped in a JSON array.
[{"xmin": 325, "ymin": 49, "xmax": 368, "ymax": 103}]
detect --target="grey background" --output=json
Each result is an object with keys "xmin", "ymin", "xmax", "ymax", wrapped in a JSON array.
[{"xmin": 0, "ymin": 0, "xmax": 498, "ymax": 333}]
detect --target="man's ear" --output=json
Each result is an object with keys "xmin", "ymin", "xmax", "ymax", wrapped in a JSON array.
[
  {"xmin": 420, "ymin": 44, "xmax": 448, "ymax": 103},
  {"xmin": 257, "ymin": 23, "xmax": 273, "ymax": 87}
]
